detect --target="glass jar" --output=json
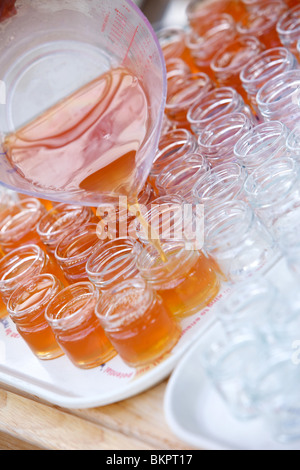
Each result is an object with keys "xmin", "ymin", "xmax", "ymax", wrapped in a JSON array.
[
  {"xmin": 136, "ymin": 240, "xmax": 221, "ymax": 319},
  {"xmin": 277, "ymin": 5, "xmax": 300, "ymax": 57},
  {"xmin": 0, "ymin": 198, "xmax": 46, "ymax": 253},
  {"xmin": 185, "ymin": 13, "xmax": 237, "ymax": 79},
  {"xmin": 55, "ymin": 223, "xmax": 103, "ymax": 283},
  {"xmin": 210, "ymin": 36, "xmax": 264, "ymax": 102},
  {"xmin": 244, "ymin": 157, "xmax": 300, "ymax": 241},
  {"xmin": 197, "ymin": 112, "xmax": 254, "ymax": 167},
  {"xmin": 256, "ymin": 70, "xmax": 300, "ymax": 130},
  {"xmin": 234, "ymin": 121, "xmax": 289, "ymax": 173},
  {"xmin": 201, "ymin": 332, "xmax": 267, "ymax": 420},
  {"xmin": 237, "ymin": 1, "xmax": 288, "ymax": 49},
  {"xmin": 204, "ymin": 200, "xmax": 278, "ymax": 282},
  {"xmin": 193, "ymin": 162, "xmax": 248, "ymax": 212},
  {"xmin": 37, "ymin": 203, "xmax": 96, "ymax": 255},
  {"xmin": 217, "ymin": 276, "xmax": 279, "ymax": 340},
  {"xmin": 150, "ymin": 129, "xmax": 198, "ymax": 186},
  {"xmin": 155, "ymin": 153, "xmax": 210, "ymax": 202},
  {"xmin": 86, "ymin": 237, "xmax": 141, "ymax": 293},
  {"xmin": 157, "ymin": 27, "xmax": 197, "ymax": 73},
  {"xmin": 95, "ymin": 279, "xmax": 181, "ymax": 368},
  {"xmin": 45, "ymin": 282, "xmax": 116, "ymax": 369},
  {"xmin": 0, "ymin": 244, "xmax": 67, "ymax": 305},
  {"xmin": 134, "ymin": 194, "xmax": 203, "ymax": 251},
  {"xmin": 165, "ymin": 71, "xmax": 214, "ymax": 130},
  {"xmin": 7, "ymin": 274, "xmax": 64, "ymax": 360},
  {"xmin": 240, "ymin": 47, "xmax": 298, "ymax": 119},
  {"xmin": 187, "ymin": 87, "xmax": 254, "ymax": 136}
]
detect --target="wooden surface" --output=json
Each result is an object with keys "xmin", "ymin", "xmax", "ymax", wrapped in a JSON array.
[{"xmin": 0, "ymin": 379, "xmax": 197, "ymax": 450}]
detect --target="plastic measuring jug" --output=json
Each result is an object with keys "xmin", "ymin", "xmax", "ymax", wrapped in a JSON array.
[{"xmin": 0, "ymin": 0, "xmax": 167, "ymax": 207}]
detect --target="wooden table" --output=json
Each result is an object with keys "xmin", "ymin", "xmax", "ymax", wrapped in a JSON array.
[{"xmin": 0, "ymin": 378, "xmax": 197, "ymax": 450}]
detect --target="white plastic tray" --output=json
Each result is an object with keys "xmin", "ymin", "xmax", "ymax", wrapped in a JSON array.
[
  {"xmin": 0, "ymin": 284, "xmax": 230, "ymax": 409},
  {"xmin": 164, "ymin": 257, "xmax": 300, "ymax": 450}
]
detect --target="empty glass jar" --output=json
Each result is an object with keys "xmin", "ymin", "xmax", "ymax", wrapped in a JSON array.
[
  {"xmin": 234, "ymin": 121, "xmax": 289, "ymax": 173},
  {"xmin": 240, "ymin": 47, "xmax": 298, "ymax": 120},
  {"xmin": 277, "ymin": 5, "xmax": 300, "ymax": 57}
]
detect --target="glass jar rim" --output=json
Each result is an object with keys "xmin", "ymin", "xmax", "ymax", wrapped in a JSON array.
[
  {"xmin": 193, "ymin": 162, "xmax": 246, "ymax": 202},
  {"xmin": 205, "ymin": 200, "xmax": 254, "ymax": 251},
  {"xmin": 287, "ymin": 125, "xmax": 300, "ymax": 154},
  {"xmin": 86, "ymin": 237, "xmax": 140, "ymax": 288},
  {"xmin": 237, "ymin": 1, "xmax": 287, "ymax": 36},
  {"xmin": 0, "ymin": 243, "xmax": 45, "ymax": 287},
  {"xmin": 45, "ymin": 281, "xmax": 97, "ymax": 328},
  {"xmin": 165, "ymin": 72, "xmax": 213, "ymax": 112},
  {"xmin": 198, "ymin": 112, "xmax": 252, "ymax": 150},
  {"xmin": 244, "ymin": 157, "xmax": 299, "ymax": 204},
  {"xmin": 0, "ymin": 198, "xmax": 43, "ymax": 242},
  {"xmin": 256, "ymin": 70, "xmax": 300, "ymax": 109},
  {"xmin": 240, "ymin": 47, "xmax": 296, "ymax": 87},
  {"xmin": 211, "ymin": 35, "xmax": 263, "ymax": 74},
  {"xmin": 7, "ymin": 273, "xmax": 60, "ymax": 319},
  {"xmin": 37, "ymin": 203, "xmax": 91, "ymax": 238},
  {"xmin": 187, "ymin": 87, "xmax": 242, "ymax": 126},
  {"xmin": 95, "ymin": 278, "xmax": 154, "ymax": 330},
  {"xmin": 234, "ymin": 120, "xmax": 288, "ymax": 159},
  {"xmin": 136, "ymin": 240, "xmax": 198, "ymax": 282},
  {"xmin": 276, "ymin": 5, "xmax": 300, "ymax": 37},
  {"xmin": 55, "ymin": 223, "xmax": 100, "ymax": 263}
]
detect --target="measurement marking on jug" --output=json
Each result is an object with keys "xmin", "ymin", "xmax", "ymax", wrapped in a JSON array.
[{"xmin": 123, "ymin": 25, "xmax": 139, "ymax": 64}]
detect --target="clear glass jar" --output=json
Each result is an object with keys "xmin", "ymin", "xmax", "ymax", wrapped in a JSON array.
[
  {"xmin": 277, "ymin": 5, "xmax": 300, "ymax": 57},
  {"xmin": 211, "ymin": 35, "xmax": 264, "ymax": 103},
  {"xmin": 187, "ymin": 87, "xmax": 254, "ymax": 136},
  {"xmin": 150, "ymin": 129, "xmax": 198, "ymax": 185},
  {"xmin": 55, "ymin": 223, "xmax": 102, "ymax": 283},
  {"xmin": 200, "ymin": 330, "xmax": 267, "ymax": 420},
  {"xmin": 157, "ymin": 27, "xmax": 197, "ymax": 73},
  {"xmin": 86, "ymin": 237, "xmax": 141, "ymax": 293},
  {"xmin": 185, "ymin": 13, "xmax": 237, "ymax": 79},
  {"xmin": 136, "ymin": 240, "xmax": 221, "ymax": 319},
  {"xmin": 204, "ymin": 200, "xmax": 278, "ymax": 282},
  {"xmin": 244, "ymin": 157, "xmax": 300, "ymax": 240},
  {"xmin": 95, "ymin": 278, "xmax": 181, "ymax": 368},
  {"xmin": 134, "ymin": 194, "xmax": 203, "ymax": 251},
  {"xmin": 237, "ymin": 1, "xmax": 288, "ymax": 49},
  {"xmin": 0, "ymin": 198, "xmax": 46, "ymax": 253},
  {"xmin": 0, "ymin": 244, "xmax": 67, "ymax": 305},
  {"xmin": 155, "ymin": 153, "xmax": 210, "ymax": 202},
  {"xmin": 193, "ymin": 162, "xmax": 248, "ymax": 211},
  {"xmin": 234, "ymin": 121, "xmax": 289, "ymax": 173},
  {"xmin": 45, "ymin": 282, "xmax": 116, "ymax": 369},
  {"xmin": 7, "ymin": 274, "xmax": 64, "ymax": 360},
  {"xmin": 37, "ymin": 203, "xmax": 95, "ymax": 255},
  {"xmin": 165, "ymin": 72, "xmax": 214, "ymax": 130},
  {"xmin": 197, "ymin": 112, "xmax": 254, "ymax": 166},
  {"xmin": 217, "ymin": 276, "xmax": 279, "ymax": 340},
  {"xmin": 256, "ymin": 70, "xmax": 300, "ymax": 130},
  {"xmin": 240, "ymin": 47, "xmax": 298, "ymax": 120}
]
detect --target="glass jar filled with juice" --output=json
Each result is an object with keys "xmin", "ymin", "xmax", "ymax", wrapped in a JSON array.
[
  {"xmin": 95, "ymin": 279, "xmax": 181, "ymax": 368},
  {"xmin": 45, "ymin": 282, "xmax": 116, "ymax": 369},
  {"xmin": 7, "ymin": 274, "xmax": 64, "ymax": 360}
]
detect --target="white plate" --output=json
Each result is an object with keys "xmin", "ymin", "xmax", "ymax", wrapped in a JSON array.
[
  {"xmin": 164, "ymin": 258, "xmax": 300, "ymax": 451},
  {"xmin": 0, "ymin": 285, "xmax": 230, "ymax": 409}
]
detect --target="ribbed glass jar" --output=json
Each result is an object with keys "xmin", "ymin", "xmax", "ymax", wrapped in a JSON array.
[
  {"xmin": 277, "ymin": 5, "xmax": 300, "ymax": 57},
  {"xmin": 187, "ymin": 87, "xmax": 254, "ymax": 136},
  {"xmin": 197, "ymin": 112, "xmax": 254, "ymax": 167},
  {"xmin": 234, "ymin": 121, "xmax": 289, "ymax": 173},
  {"xmin": 256, "ymin": 70, "xmax": 300, "ymax": 130},
  {"xmin": 240, "ymin": 47, "xmax": 298, "ymax": 120}
]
